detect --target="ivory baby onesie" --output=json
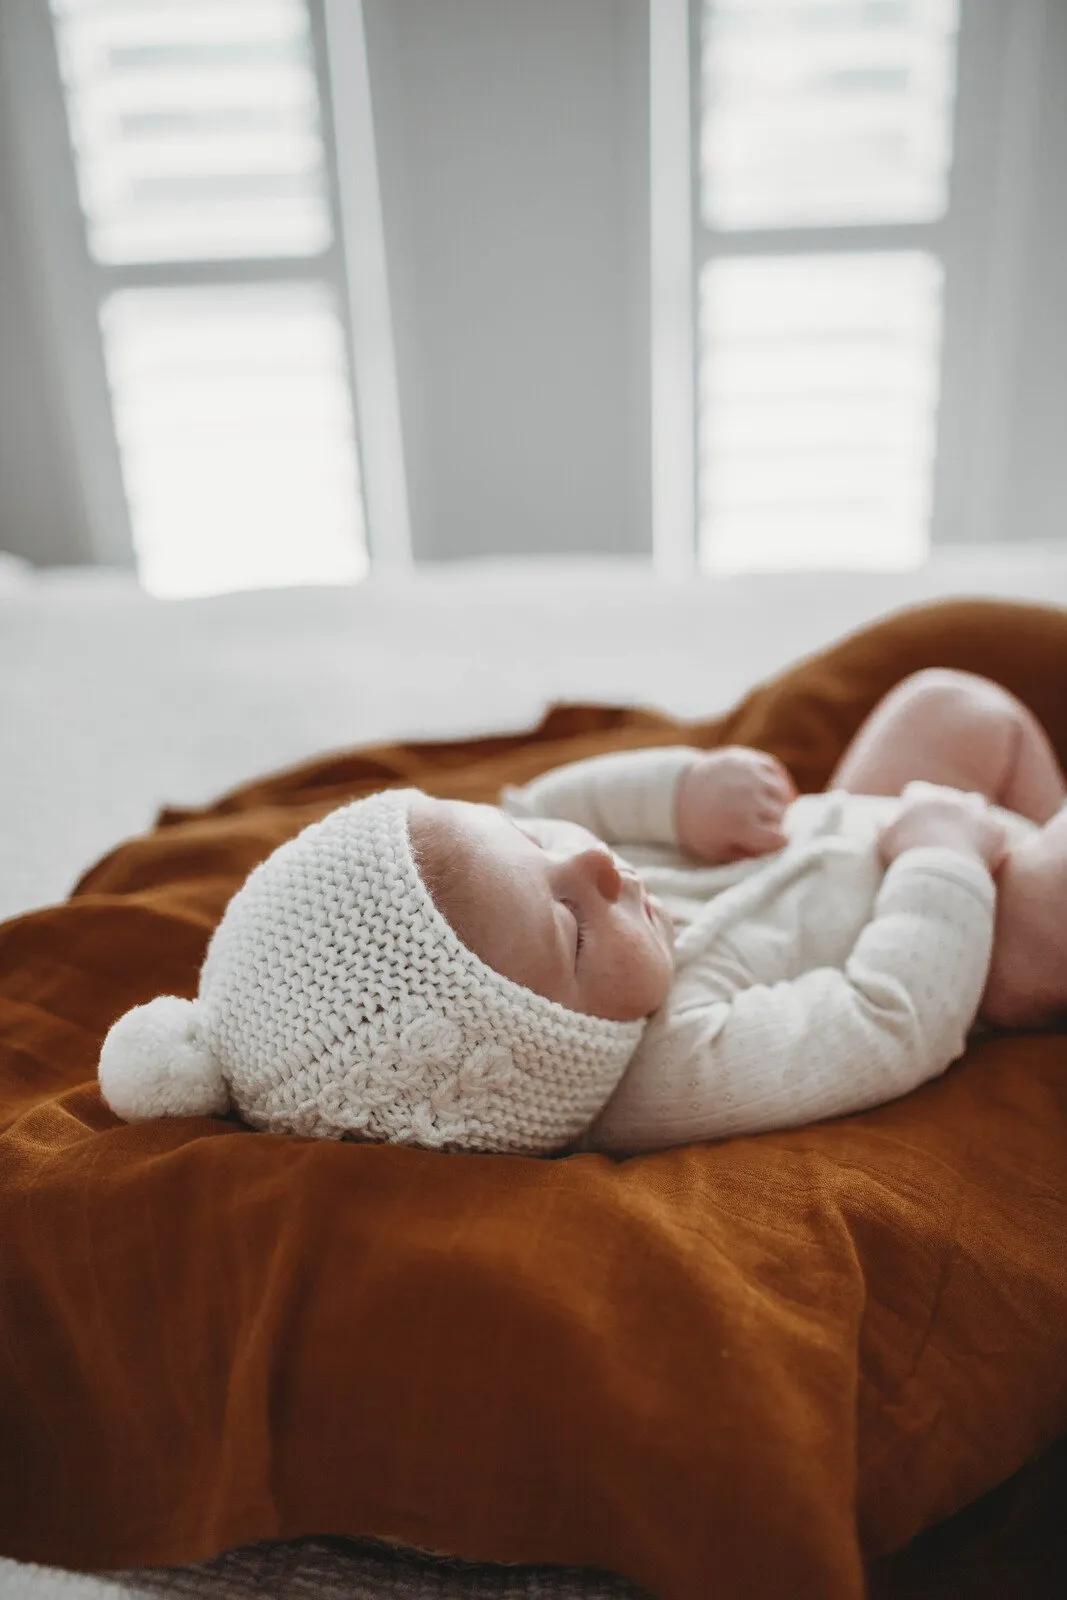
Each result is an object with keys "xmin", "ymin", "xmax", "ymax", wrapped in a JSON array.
[{"xmin": 500, "ymin": 747, "xmax": 1031, "ymax": 1155}]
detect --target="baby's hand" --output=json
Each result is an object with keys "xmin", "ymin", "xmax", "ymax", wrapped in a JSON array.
[
  {"xmin": 877, "ymin": 782, "xmax": 1009, "ymax": 873},
  {"xmin": 674, "ymin": 748, "xmax": 797, "ymax": 864}
]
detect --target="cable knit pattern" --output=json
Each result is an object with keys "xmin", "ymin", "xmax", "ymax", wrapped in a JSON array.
[
  {"xmin": 503, "ymin": 751, "xmax": 1017, "ymax": 1154},
  {"xmin": 102, "ymin": 788, "xmax": 643, "ymax": 1155}
]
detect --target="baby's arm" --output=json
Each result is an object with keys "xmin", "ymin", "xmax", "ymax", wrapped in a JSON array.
[
  {"xmin": 501, "ymin": 745, "xmax": 795, "ymax": 860},
  {"xmin": 587, "ymin": 846, "xmax": 996, "ymax": 1154}
]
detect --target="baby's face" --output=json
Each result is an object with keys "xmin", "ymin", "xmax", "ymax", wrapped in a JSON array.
[{"xmin": 408, "ymin": 797, "xmax": 675, "ymax": 1022}]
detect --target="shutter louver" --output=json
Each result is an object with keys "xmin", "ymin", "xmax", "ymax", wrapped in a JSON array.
[
  {"xmin": 699, "ymin": 0, "xmax": 960, "ymax": 572},
  {"xmin": 50, "ymin": 0, "xmax": 330, "ymax": 264},
  {"xmin": 49, "ymin": 0, "xmax": 366, "ymax": 597}
]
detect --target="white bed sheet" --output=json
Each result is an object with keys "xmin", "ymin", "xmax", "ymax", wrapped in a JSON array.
[{"xmin": 3, "ymin": 545, "xmax": 1067, "ymax": 924}]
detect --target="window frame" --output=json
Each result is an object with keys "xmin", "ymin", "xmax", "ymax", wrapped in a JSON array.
[
  {"xmin": 648, "ymin": 0, "xmax": 1055, "ymax": 574},
  {"xmin": 4, "ymin": 0, "xmax": 411, "ymax": 577},
  {"xmin": 5, "ymin": 0, "xmax": 1059, "ymax": 580}
]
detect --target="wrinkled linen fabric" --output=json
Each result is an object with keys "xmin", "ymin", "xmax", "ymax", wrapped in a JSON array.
[{"xmin": 1, "ymin": 598, "xmax": 1066, "ymax": 1600}]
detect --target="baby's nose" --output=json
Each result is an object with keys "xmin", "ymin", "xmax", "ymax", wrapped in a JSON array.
[{"xmin": 575, "ymin": 844, "xmax": 624, "ymax": 902}]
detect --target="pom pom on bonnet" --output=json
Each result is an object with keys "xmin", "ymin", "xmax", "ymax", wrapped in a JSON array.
[{"xmin": 98, "ymin": 789, "xmax": 645, "ymax": 1155}]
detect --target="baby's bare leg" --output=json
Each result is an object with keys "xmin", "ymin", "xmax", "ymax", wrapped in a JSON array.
[
  {"xmin": 830, "ymin": 668, "xmax": 1067, "ymax": 822},
  {"xmin": 830, "ymin": 669, "xmax": 1067, "ymax": 1029},
  {"xmin": 982, "ymin": 810, "xmax": 1067, "ymax": 1028}
]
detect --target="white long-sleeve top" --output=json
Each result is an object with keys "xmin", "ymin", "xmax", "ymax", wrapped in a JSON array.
[{"xmin": 499, "ymin": 748, "xmax": 1025, "ymax": 1155}]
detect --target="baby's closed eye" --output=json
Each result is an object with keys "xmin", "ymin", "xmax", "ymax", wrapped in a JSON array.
[{"xmin": 560, "ymin": 899, "xmax": 586, "ymax": 958}]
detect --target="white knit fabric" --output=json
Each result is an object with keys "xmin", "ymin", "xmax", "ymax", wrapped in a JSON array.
[
  {"xmin": 99, "ymin": 788, "xmax": 644, "ymax": 1155},
  {"xmin": 502, "ymin": 750, "xmax": 1021, "ymax": 1154}
]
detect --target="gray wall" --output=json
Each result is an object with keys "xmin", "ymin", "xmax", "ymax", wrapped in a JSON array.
[
  {"xmin": 0, "ymin": 15, "xmax": 88, "ymax": 567},
  {"xmin": 0, "ymin": 0, "xmax": 131, "ymax": 569},
  {"xmin": 930, "ymin": 0, "xmax": 1067, "ymax": 547},
  {"xmin": 361, "ymin": 0, "xmax": 651, "ymax": 561},
  {"xmin": 1001, "ymin": 0, "xmax": 1067, "ymax": 545}
]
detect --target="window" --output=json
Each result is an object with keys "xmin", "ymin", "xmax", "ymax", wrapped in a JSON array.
[
  {"xmin": 17, "ymin": 1, "xmax": 1058, "ymax": 582},
  {"xmin": 695, "ymin": 0, "xmax": 960, "ymax": 572},
  {"xmin": 49, "ymin": 0, "xmax": 368, "ymax": 596}
]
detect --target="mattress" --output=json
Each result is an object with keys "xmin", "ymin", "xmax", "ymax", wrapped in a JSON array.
[{"xmin": 4, "ymin": 545, "xmax": 1067, "ymax": 926}]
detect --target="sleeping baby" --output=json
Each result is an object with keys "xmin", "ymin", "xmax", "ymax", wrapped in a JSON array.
[{"xmin": 99, "ymin": 669, "xmax": 1067, "ymax": 1156}]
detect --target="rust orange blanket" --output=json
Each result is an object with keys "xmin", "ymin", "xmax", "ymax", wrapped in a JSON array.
[{"xmin": 1, "ymin": 599, "xmax": 1066, "ymax": 1600}]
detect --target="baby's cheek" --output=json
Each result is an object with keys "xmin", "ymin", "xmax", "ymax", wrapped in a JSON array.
[
  {"xmin": 648, "ymin": 949, "xmax": 675, "ymax": 1012},
  {"xmin": 624, "ymin": 932, "xmax": 673, "ymax": 1016}
]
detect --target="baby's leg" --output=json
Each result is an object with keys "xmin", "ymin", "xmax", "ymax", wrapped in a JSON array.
[
  {"xmin": 828, "ymin": 669, "xmax": 1067, "ymax": 1027},
  {"xmin": 830, "ymin": 668, "xmax": 1067, "ymax": 822},
  {"xmin": 982, "ymin": 809, "xmax": 1067, "ymax": 1028}
]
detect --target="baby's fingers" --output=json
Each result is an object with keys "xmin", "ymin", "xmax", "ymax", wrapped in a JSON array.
[
  {"xmin": 773, "ymin": 772, "xmax": 798, "ymax": 805},
  {"xmin": 756, "ymin": 753, "xmax": 797, "ymax": 798},
  {"xmin": 755, "ymin": 778, "xmax": 792, "ymax": 823},
  {"xmin": 737, "ymin": 819, "xmax": 790, "ymax": 858},
  {"xmin": 761, "ymin": 781, "xmax": 794, "ymax": 816},
  {"xmin": 754, "ymin": 768, "xmax": 796, "ymax": 810}
]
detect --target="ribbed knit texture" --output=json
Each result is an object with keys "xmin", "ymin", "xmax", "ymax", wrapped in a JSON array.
[{"xmin": 101, "ymin": 789, "xmax": 644, "ymax": 1155}]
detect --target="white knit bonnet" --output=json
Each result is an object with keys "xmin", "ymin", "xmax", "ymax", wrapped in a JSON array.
[{"xmin": 98, "ymin": 789, "xmax": 645, "ymax": 1155}]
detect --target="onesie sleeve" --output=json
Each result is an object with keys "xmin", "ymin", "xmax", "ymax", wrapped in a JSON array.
[
  {"xmin": 499, "ymin": 746, "xmax": 701, "ymax": 846},
  {"xmin": 586, "ymin": 846, "xmax": 997, "ymax": 1154}
]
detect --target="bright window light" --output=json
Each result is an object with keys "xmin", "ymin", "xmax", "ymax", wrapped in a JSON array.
[
  {"xmin": 699, "ymin": 252, "xmax": 943, "ymax": 572},
  {"xmin": 702, "ymin": 0, "xmax": 961, "ymax": 230},
  {"xmin": 100, "ymin": 283, "xmax": 366, "ymax": 597},
  {"xmin": 696, "ymin": 1, "xmax": 960, "ymax": 572},
  {"xmin": 47, "ymin": 0, "xmax": 368, "ymax": 597},
  {"xmin": 50, "ymin": 0, "xmax": 331, "ymax": 263}
]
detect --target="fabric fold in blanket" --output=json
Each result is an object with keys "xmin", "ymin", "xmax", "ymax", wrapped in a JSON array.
[{"xmin": 1, "ymin": 598, "xmax": 1066, "ymax": 1600}]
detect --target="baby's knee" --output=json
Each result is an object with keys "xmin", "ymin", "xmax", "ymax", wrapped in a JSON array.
[
  {"xmin": 891, "ymin": 668, "xmax": 1021, "ymax": 742},
  {"xmin": 885, "ymin": 668, "xmax": 1023, "ymax": 792}
]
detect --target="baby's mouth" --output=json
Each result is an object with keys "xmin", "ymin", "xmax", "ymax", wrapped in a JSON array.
[{"xmin": 643, "ymin": 890, "xmax": 676, "ymax": 945}]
